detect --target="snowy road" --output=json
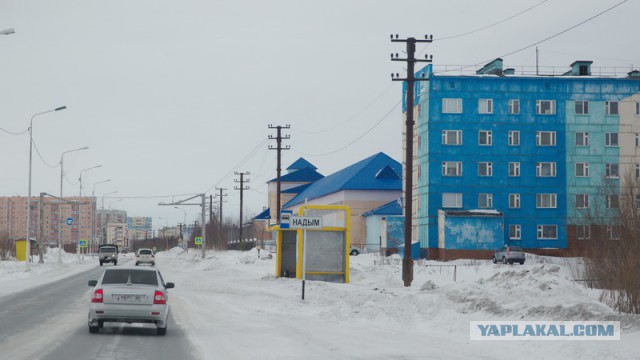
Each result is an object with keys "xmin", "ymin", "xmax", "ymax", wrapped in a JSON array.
[{"xmin": 0, "ymin": 259, "xmax": 197, "ymax": 360}]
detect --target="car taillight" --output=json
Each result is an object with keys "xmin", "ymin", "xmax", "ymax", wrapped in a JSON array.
[
  {"xmin": 154, "ymin": 291, "xmax": 166, "ymax": 305},
  {"xmin": 92, "ymin": 289, "xmax": 103, "ymax": 303},
  {"xmin": 507, "ymin": 247, "xmax": 511, "ymax": 255}
]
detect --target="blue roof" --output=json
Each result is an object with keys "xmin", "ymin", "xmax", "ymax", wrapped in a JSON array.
[
  {"xmin": 286, "ymin": 157, "xmax": 317, "ymax": 171},
  {"xmin": 284, "ymin": 152, "xmax": 402, "ymax": 207},
  {"xmin": 254, "ymin": 207, "xmax": 271, "ymax": 220},
  {"xmin": 282, "ymin": 183, "xmax": 312, "ymax": 194},
  {"xmin": 269, "ymin": 167, "xmax": 324, "ymax": 183},
  {"xmin": 362, "ymin": 198, "xmax": 403, "ymax": 217}
]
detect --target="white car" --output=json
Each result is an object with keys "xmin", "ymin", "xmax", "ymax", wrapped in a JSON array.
[
  {"xmin": 87, "ymin": 266, "xmax": 174, "ymax": 335},
  {"xmin": 136, "ymin": 248, "xmax": 155, "ymax": 266}
]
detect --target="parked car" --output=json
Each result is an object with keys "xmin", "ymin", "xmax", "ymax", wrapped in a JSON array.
[
  {"xmin": 87, "ymin": 266, "xmax": 174, "ymax": 335},
  {"xmin": 98, "ymin": 244, "xmax": 118, "ymax": 266},
  {"xmin": 136, "ymin": 248, "xmax": 155, "ymax": 266},
  {"xmin": 492, "ymin": 245, "xmax": 525, "ymax": 265}
]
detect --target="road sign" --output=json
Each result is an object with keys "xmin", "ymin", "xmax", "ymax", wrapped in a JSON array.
[
  {"xmin": 79, "ymin": 239, "xmax": 88, "ymax": 248},
  {"xmin": 195, "ymin": 236, "xmax": 203, "ymax": 245},
  {"xmin": 66, "ymin": 217, "xmax": 74, "ymax": 226},
  {"xmin": 290, "ymin": 216, "xmax": 323, "ymax": 229},
  {"xmin": 280, "ymin": 210, "xmax": 292, "ymax": 229}
]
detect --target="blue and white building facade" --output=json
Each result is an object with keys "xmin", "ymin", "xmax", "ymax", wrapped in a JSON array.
[{"xmin": 410, "ymin": 60, "xmax": 640, "ymax": 259}]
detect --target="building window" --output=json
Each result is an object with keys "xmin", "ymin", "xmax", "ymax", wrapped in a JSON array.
[
  {"xmin": 479, "ymin": 130, "xmax": 492, "ymax": 146},
  {"xmin": 576, "ymin": 194, "xmax": 589, "ymax": 209},
  {"xmin": 636, "ymin": 133, "xmax": 640, "ymax": 147},
  {"xmin": 537, "ymin": 225, "xmax": 558, "ymax": 239},
  {"xmin": 575, "ymin": 163, "xmax": 589, "ymax": 177},
  {"xmin": 508, "ymin": 162, "xmax": 520, "ymax": 177},
  {"xmin": 636, "ymin": 102, "xmax": 640, "ymax": 116},
  {"xmin": 605, "ymin": 163, "xmax": 619, "ymax": 178},
  {"xmin": 607, "ymin": 194, "xmax": 619, "ymax": 209},
  {"xmin": 478, "ymin": 99, "xmax": 493, "ymax": 114},
  {"xmin": 536, "ymin": 131, "xmax": 556, "ymax": 146},
  {"xmin": 636, "ymin": 164, "xmax": 640, "ymax": 178},
  {"xmin": 536, "ymin": 162, "xmax": 557, "ymax": 177},
  {"xmin": 605, "ymin": 133, "xmax": 619, "ymax": 146},
  {"xmin": 442, "ymin": 98, "xmax": 462, "ymax": 114},
  {"xmin": 636, "ymin": 194, "xmax": 640, "ymax": 209},
  {"xmin": 509, "ymin": 224, "xmax": 521, "ymax": 240},
  {"xmin": 442, "ymin": 162, "xmax": 463, "ymax": 176},
  {"xmin": 576, "ymin": 225, "xmax": 590, "ymax": 240},
  {"xmin": 508, "ymin": 131, "xmax": 520, "ymax": 146},
  {"xmin": 536, "ymin": 194, "xmax": 557, "ymax": 208},
  {"xmin": 605, "ymin": 101, "xmax": 619, "ymax": 115},
  {"xmin": 607, "ymin": 225, "xmax": 620, "ymax": 240},
  {"xmin": 442, "ymin": 193, "xmax": 462, "ymax": 208},
  {"xmin": 536, "ymin": 100, "xmax": 556, "ymax": 115},
  {"xmin": 575, "ymin": 100, "xmax": 589, "ymax": 115},
  {"xmin": 442, "ymin": 130, "xmax": 462, "ymax": 145},
  {"xmin": 576, "ymin": 132, "xmax": 589, "ymax": 146},
  {"xmin": 478, "ymin": 193, "xmax": 493, "ymax": 208},
  {"xmin": 478, "ymin": 162, "xmax": 493, "ymax": 176},
  {"xmin": 509, "ymin": 194, "xmax": 520, "ymax": 209},
  {"xmin": 508, "ymin": 99, "xmax": 520, "ymax": 115}
]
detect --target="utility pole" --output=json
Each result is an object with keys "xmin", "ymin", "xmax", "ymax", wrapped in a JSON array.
[
  {"xmin": 268, "ymin": 125, "xmax": 290, "ymax": 225},
  {"xmin": 215, "ymin": 187, "xmax": 227, "ymax": 248},
  {"xmin": 234, "ymin": 172, "xmax": 250, "ymax": 248},
  {"xmin": 391, "ymin": 34, "xmax": 433, "ymax": 287}
]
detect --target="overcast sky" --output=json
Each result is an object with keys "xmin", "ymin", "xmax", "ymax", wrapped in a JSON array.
[{"xmin": 1, "ymin": 0, "xmax": 637, "ymax": 231}]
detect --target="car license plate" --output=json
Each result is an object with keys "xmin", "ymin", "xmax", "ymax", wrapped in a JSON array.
[{"xmin": 113, "ymin": 294, "xmax": 146, "ymax": 304}]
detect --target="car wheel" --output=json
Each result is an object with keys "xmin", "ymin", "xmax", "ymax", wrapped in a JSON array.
[
  {"xmin": 99, "ymin": 261, "xmax": 103, "ymax": 266},
  {"xmin": 113, "ymin": 261, "xmax": 117, "ymax": 266},
  {"xmin": 519, "ymin": 261, "xmax": 525, "ymax": 265},
  {"xmin": 502, "ymin": 257, "xmax": 507, "ymax": 264},
  {"xmin": 350, "ymin": 250, "xmax": 359, "ymax": 256},
  {"xmin": 135, "ymin": 262, "xmax": 139, "ymax": 266},
  {"xmin": 492, "ymin": 256, "xmax": 497, "ymax": 264},
  {"xmin": 89, "ymin": 325, "xmax": 99, "ymax": 334},
  {"xmin": 157, "ymin": 326, "xmax": 167, "ymax": 336}
]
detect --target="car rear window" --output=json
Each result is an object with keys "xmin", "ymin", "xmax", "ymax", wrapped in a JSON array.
[
  {"xmin": 101, "ymin": 269, "xmax": 158, "ymax": 285},
  {"xmin": 509, "ymin": 246, "xmax": 524, "ymax": 252},
  {"xmin": 139, "ymin": 250, "xmax": 152, "ymax": 255}
]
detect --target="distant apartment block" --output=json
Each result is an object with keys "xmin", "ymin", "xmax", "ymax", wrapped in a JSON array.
[
  {"xmin": 0, "ymin": 196, "xmax": 97, "ymax": 248},
  {"xmin": 128, "ymin": 216, "xmax": 152, "ymax": 241}
]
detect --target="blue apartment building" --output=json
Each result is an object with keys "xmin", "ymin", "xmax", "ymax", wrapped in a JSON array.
[{"xmin": 411, "ymin": 60, "xmax": 640, "ymax": 259}]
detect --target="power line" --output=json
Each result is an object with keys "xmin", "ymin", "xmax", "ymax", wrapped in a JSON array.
[
  {"xmin": 203, "ymin": 138, "xmax": 268, "ymax": 194},
  {"xmin": 292, "ymin": 101, "xmax": 400, "ymax": 157},
  {"xmin": 0, "ymin": 127, "xmax": 28, "ymax": 135},
  {"xmin": 435, "ymin": 0, "xmax": 549, "ymax": 42},
  {"xmin": 31, "ymin": 138, "xmax": 59, "ymax": 169},
  {"xmin": 434, "ymin": 0, "xmax": 630, "ymax": 75}
]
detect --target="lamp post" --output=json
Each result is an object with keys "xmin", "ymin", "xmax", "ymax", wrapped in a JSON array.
[
  {"xmin": 25, "ymin": 106, "xmax": 66, "ymax": 271},
  {"xmin": 58, "ymin": 146, "xmax": 88, "ymax": 264},
  {"xmin": 76, "ymin": 165, "xmax": 100, "ymax": 261},
  {"xmin": 1, "ymin": 28, "xmax": 15, "ymax": 35},
  {"xmin": 175, "ymin": 207, "xmax": 186, "ymax": 247}
]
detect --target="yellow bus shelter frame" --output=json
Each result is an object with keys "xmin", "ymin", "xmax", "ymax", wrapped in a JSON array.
[{"xmin": 273, "ymin": 204, "xmax": 351, "ymax": 283}]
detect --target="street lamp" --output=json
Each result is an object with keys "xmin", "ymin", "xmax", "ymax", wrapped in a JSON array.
[
  {"xmin": 25, "ymin": 106, "xmax": 66, "ymax": 271},
  {"xmin": 58, "ymin": 146, "xmax": 88, "ymax": 264},
  {"xmin": 1, "ymin": 28, "xmax": 15, "ymax": 35},
  {"xmin": 76, "ymin": 165, "xmax": 100, "ymax": 261}
]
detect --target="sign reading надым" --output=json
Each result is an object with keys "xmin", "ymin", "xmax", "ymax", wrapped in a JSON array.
[{"xmin": 291, "ymin": 216, "xmax": 323, "ymax": 229}]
